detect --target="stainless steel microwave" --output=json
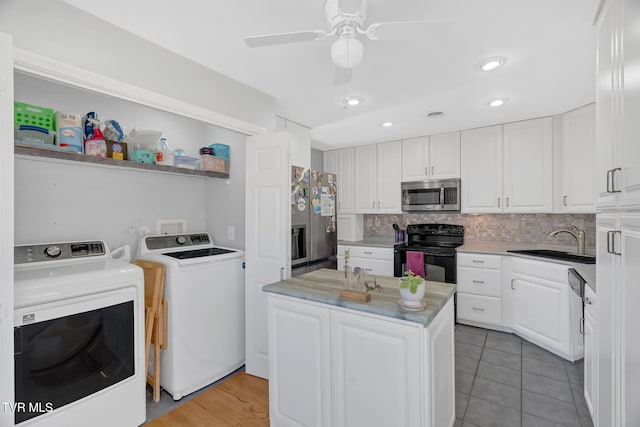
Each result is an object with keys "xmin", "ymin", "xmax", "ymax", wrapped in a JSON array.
[{"xmin": 401, "ymin": 179, "xmax": 461, "ymax": 212}]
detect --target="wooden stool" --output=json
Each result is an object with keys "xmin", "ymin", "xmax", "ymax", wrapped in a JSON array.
[{"xmin": 133, "ymin": 259, "xmax": 167, "ymax": 402}]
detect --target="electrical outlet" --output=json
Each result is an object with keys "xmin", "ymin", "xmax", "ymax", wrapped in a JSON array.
[{"xmin": 227, "ymin": 226, "xmax": 235, "ymax": 241}]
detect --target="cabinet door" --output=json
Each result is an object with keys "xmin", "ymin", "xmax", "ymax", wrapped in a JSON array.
[
  {"xmin": 503, "ymin": 117, "xmax": 553, "ymax": 212},
  {"xmin": 245, "ymin": 131, "xmax": 291, "ymax": 379},
  {"xmin": 620, "ymin": 215, "xmax": 640, "ymax": 427},
  {"xmin": 354, "ymin": 144, "xmax": 377, "ymax": 213},
  {"xmin": 268, "ymin": 296, "xmax": 331, "ymax": 427},
  {"xmin": 401, "ymin": 136, "xmax": 429, "ymax": 181},
  {"xmin": 461, "ymin": 125, "xmax": 503, "ymax": 213},
  {"xmin": 331, "ymin": 310, "xmax": 422, "ymax": 427},
  {"xmin": 338, "ymin": 148, "xmax": 355, "ymax": 214},
  {"xmin": 323, "ymin": 149, "xmax": 338, "ymax": 174},
  {"xmin": 560, "ymin": 104, "xmax": 596, "ymax": 213},
  {"xmin": 583, "ymin": 286, "xmax": 597, "ymax": 422},
  {"xmin": 510, "ymin": 261, "xmax": 571, "ymax": 357},
  {"xmin": 430, "ymin": 131, "xmax": 461, "ymax": 180},
  {"xmin": 286, "ymin": 121, "xmax": 311, "ymax": 170},
  {"xmin": 377, "ymin": 140, "xmax": 402, "ymax": 213},
  {"xmin": 596, "ymin": 214, "xmax": 619, "ymax": 427},
  {"xmin": 619, "ymin": 0, "xmax": 640, "ymax": 210}
]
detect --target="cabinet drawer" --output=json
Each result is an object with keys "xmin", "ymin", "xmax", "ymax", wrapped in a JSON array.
[
  {"xmin": 339, "ymin": 245, "xmax": 394, "ymax": 260},
  {"xmin": 457, "ymin": 252, "xmax": 502, "ymax": 269},
  {"xmin": 457, "ymin": 267, "xmax": 502, "ymax": 297},
  {"xmin": 457, "ymin": 294, "xmax": 502, "ymax": 326}
]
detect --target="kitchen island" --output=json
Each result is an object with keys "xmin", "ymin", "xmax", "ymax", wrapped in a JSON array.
[{"xmin": 263, "ymin": 269, "xmax": 456, "ymax": 427}]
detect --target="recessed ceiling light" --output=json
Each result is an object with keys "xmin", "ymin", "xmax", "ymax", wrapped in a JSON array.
[
  {"xmin": 426, "ymin": 111, "xmax": 444, "ymax": 118},
  {"xmin": 381, "ymin": 121, "xmax": 393, "ymax": 127},
  {"xmin": 478, "ymin": 56, "xmax": 507, "ymax": 71},
  {"xmin": 343, "ymin": 96, "xmax": 364, "ymax": 107},
  {"xmin": 488, "ymin": 97, "xmax": 509, "ymax": 107}
]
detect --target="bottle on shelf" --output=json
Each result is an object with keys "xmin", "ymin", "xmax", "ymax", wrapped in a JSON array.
[{"xmin": 155, "ymin": 137, "xmax": 174, "ymax": 166}]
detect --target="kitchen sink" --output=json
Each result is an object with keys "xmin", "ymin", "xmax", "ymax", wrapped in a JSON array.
[{"xmin": 506, "ymin": 249, "xmax": 596, "ymax": 264}]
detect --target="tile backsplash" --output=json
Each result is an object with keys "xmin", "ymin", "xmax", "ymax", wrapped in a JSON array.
[{"xmin": 364, "ymin": 213, "xmax": 596, "ymax": 250}]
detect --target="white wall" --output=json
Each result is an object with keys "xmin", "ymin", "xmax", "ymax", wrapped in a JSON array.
[{"xmin": 0, "ymin": 0, "xmax": 276, "ymax": 131}]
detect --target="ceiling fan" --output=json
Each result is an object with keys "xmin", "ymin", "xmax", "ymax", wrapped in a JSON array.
[{"xmin": 244, "ymin": 0, "xmax": 449, "ymax": 85}]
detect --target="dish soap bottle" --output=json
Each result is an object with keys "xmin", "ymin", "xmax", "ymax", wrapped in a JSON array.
[
  {"xmin": 155, "ymin": 137, "xmax": 174, "ymax": 166},
  {"xmin": 84, "ymin": 125, "xmax": 107, "ymax": 157}
]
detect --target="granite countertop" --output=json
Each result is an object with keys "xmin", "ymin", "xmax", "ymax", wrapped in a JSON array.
[
  {"xmin": 338, "ymin": 237, "xmax": 397, "ymax": 248},
  {"xmin": 263, "ymin": 268, "xmax": 455, "ymax": 326}
]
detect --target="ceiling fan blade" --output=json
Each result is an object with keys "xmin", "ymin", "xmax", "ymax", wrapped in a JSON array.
[
  {"xmin": 334, "ymin": 67, "xmax": 352, "ymax": 86},
  {"xmin": 366, "ymin": 21, "xmax": 452, "ymax": 41},
  {"xmin": 244, "ymin": 30, "xmax": 327, "ymax": 48}
]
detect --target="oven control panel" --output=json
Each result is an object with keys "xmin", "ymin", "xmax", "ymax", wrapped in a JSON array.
[
  {"xmin": 144, "ymin": 233, "xmax": 212, "ymax": 250},
  {"xmin": 14, "ymin": 241, "xmax": 106, "ymax": 264}
]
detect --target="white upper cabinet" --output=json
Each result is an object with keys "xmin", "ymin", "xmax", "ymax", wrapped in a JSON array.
[
  {"xmin": 323, "ymin": 149, "xmax": 338, "ymax": 174},
  {"xmin": 503, "ymin": 117, "xmax": 553, "ymax": 213},
  {"xmin": 355, "ymin": 141, "xmax": 402, "ymax": 214},
  {"xmin": 557, "ymin": 104, "xmax": 596, "ymax": 213},
  {"xmin": 401, "ymin": 132, "xmax": 460, "ymax": 182},
  {"xmin": 461, "ymin": 125, "xmax": 503, "ymax": 213},
  {"xmin": 337, "ymin": 148, "xmax": 355, "ymax": 214},
  {"xmin": 286, "ymin": 120, "xmax": 311, "ymax": 170}
]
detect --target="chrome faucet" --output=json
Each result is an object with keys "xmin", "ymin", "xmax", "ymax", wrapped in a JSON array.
[{"xmin": 549, "ymin": 225, "xmax": 586, "ymax": 255}]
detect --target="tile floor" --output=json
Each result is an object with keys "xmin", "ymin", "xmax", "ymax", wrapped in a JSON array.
[
  {"xmin": 146, "ymin": 326, "xmax": 594, "ymax": 427},
  {"xmin": 454, "ymin": 324, "xmax": 593, "ymax": 427}
]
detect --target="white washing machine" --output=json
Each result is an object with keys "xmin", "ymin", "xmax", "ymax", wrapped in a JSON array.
[
  {"xmin": 136, "ymin": 233, "xmax": 245, "ymax": 400},
  {"xmin": 13, "ymin": 240, "xmax": 145, "ymax": 427}
]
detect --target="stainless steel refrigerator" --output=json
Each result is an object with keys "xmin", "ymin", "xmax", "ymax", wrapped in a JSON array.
[{"xmin": 291, "ymin": 166, "xmax": 337, "ymax": 276}]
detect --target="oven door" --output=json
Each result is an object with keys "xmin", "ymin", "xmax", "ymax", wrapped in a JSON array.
[
  {"xmin": 13, "ymin": 288, "xmax": 137, "ymax": 424},
  {"xmin": 394, "ymin": 249, "xmax": 457, "ymax": 283}
]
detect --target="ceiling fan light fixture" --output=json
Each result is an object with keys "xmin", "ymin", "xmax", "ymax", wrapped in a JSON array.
[
  {"xmin": 331, "ymin": 37, "xmax": 364, "ymax": 69},
  {"xmin": 478, "ymin": 56, "xmax": 507, "ymax": 71}
]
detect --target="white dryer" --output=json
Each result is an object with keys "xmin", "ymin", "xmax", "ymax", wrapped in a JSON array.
[
  {"xmin": 14, "ymin": 240, "xmax": 145, "ymax": 427},
  {"xmin": 136, "ymin": 233, "xmax": 245, "ymax": 400}
]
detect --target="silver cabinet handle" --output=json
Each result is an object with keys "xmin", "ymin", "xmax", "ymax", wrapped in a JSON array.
[
  {"xmin": 510, "ymin": 279, "xmax": 515, "ymax": 290},
  {"xmin": 372, "ymin": 201, "xmax": 375, "ymax": 209},
  {"xmin": 497, "ymin": 197, "xmax": 501, "ymax": 208},
  {"xmin": 607, "ymin": 168, "xmax": 622, "ymax": 193},
  {"xmin": 425, "ymin": 166, "xmax": 429, "ymax": 176},
  {"xmin": 563, "ymin": 195, "xmax": 568, "ymax": 206},
  {"xmin": 431, "ymin": 166, "xmax": 435, "ymax": 175},
  {"xmin": 580, "ymin": 317, "xmax": 585, "ymax": 335},
  {"xmin": 506, "ymin": 197, "xmax": 510, "ymax": 207},
  {"xmin": 363, "ymin": 251, "xmax": 373, "ymax": 255},
  {"xmin": 607, "ymin": 230, "xmax": 622, "ymax": 255},
  {"xmin": 280, "ymin": 267, "xmax": 285, "ymax": 280},
  {"xmin": 472, "ymin": 280, "xmax": 485, "ymax": 284},
  {"xmin": 472, "ymin": 307, "xmax": 485, "ymax": 312},
  {"xmin": 472, "ymin": 259, "xmax": 484, "ymax": 264},
  {"xmin": 377, "ymin": 201, "xmax": 380, "ymax": 209}
]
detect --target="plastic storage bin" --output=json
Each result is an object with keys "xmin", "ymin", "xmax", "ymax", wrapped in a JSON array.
[
  {"xmin": 14, "ymin": 102, "xmax": 55, "ymax": 131},
  {"xmin": 209, "ymin": 143, "xmax": 230, "ymax": 159},
  {"xmin": 174, "ymin": 156, "xmax": 199, "ymax": 170},
  {"xmin": 200, "ymin": 154, "xmax": 227, "ymax": 173}
]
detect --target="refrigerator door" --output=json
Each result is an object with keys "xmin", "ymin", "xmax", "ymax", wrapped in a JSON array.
[
  {"xmin": 308, "ymin": 170, "xmax": 337, "ymax": 262},
  {"xmin": 291, "ymin": 167, "xmax": 311, "ymax": 268}
]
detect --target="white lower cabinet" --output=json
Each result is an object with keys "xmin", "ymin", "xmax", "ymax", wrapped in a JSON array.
[
  {"xmin": 337, "ymin": 244, "xmax": 394, "ymax": 277},
  {"xmin": 456, "ymin": 253, "xmax": 503, "ymax": 328},
  {"xmin": 583, "ymin": 286, "xmax": 597, "ymax": 422},
  {"xmin": 267, "ymin": 294, "xmax": 455, "ymax": 427},
  {"xmin": 504, "ymin": 257, "xmax": 583, "ymax": 361}
]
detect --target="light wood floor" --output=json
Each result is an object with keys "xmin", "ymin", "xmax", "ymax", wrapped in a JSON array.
[{"xmin": 146, "ymin": 372, "xmax": 269, "ymax": 426}]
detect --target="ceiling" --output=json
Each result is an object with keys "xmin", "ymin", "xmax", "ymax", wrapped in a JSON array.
[{"xmin": 61, "ymin": 0, "xmax": 599, "ymax": 149}]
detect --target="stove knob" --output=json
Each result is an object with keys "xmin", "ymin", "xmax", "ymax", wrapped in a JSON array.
[
  {"xmin": 176, "ymin": 236, "xmax": 186, "ymax": 245},
  {"xmin": 44, "ymin": 246, "xmax": 62, "ymax": 258}
]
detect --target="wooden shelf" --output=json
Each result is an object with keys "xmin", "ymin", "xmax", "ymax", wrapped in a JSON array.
[{"xmin": 14, "ymin": 145, "xmax": 230, "ymax": 179}]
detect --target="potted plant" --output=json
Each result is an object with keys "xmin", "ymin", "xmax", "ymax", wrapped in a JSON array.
[{"xmin": 399, "ymin": 270, "xmax": 425, "ymax": 308}]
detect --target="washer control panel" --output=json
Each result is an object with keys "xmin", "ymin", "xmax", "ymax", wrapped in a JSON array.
[
  {"xmin": 14, "ymin": 241, "xmax": 106, "ymax": 264},
  {"xmin": 144, "ymin": 233, "xmax": 212, "ymax": 251}
]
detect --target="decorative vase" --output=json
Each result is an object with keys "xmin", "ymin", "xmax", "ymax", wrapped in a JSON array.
[{"xmin": 399, "ymin": 280, "xmax": 425, "ymax": 308}]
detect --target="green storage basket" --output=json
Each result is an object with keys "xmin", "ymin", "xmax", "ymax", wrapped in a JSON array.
[{"xmin": 14, "ymin": 102, "xmax": 55, "ymax": 131}]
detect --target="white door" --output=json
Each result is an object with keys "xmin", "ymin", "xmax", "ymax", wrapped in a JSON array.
[
  {"xmin": 0, "ymin": 32, "xmax": 14, "ymax": 427},
  {"xmin": 596, "ymin": 214, "xmax": 619, "ymax": 427},
  {"xmin": 268, "ymin": 296, "xmax": 331, "ymax": 427},
  {"xmin": 430, "ymin": 131, "xmax": 461, "ymax": 180},
  {"xmin": 560, "ymin": 104, "xmax": 596, "ymax": 213},
  {"xmin": 377, "ymin": 140, "xmax": 402, "ymax": 213},
  {"xmin": 620, "ymin": 215, "xmax": 640, "ymax": 427},
  {"xmin": 461, "ymin": 125, "xmax": 503, "ymax": 213},
  {"xmin": 619, "ymin": 0, "xmax": 640, "ymax": 210},
  {"xmin": 337, "ymin": 148, "xmax": 355, "ymax": 214},
  {"xmin": 331, "ymin": 310, "xmax": 422, "ymax": 427},
  {"xmin": 354, "ymin": 144, "xmax": 377, "ymax": 213},
  {"xmin": 583, "ymin": 286, "xmax": 597, "ymax": 422},
  {"xmin": 401, "ymin": 136, "xmax": 429, "ymax": 181},
  {"xmin": 245, "ymin": 131, "xmax": 290, "ymax": 379},
  {"xmin": 503, "ymin": 117, "xmax": 553, "ymax": 212}
]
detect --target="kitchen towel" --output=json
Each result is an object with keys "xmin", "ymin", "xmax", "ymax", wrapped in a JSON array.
[{"xmin": 406, "ymin": 251, "xmax": 425, "ymax": 278}]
